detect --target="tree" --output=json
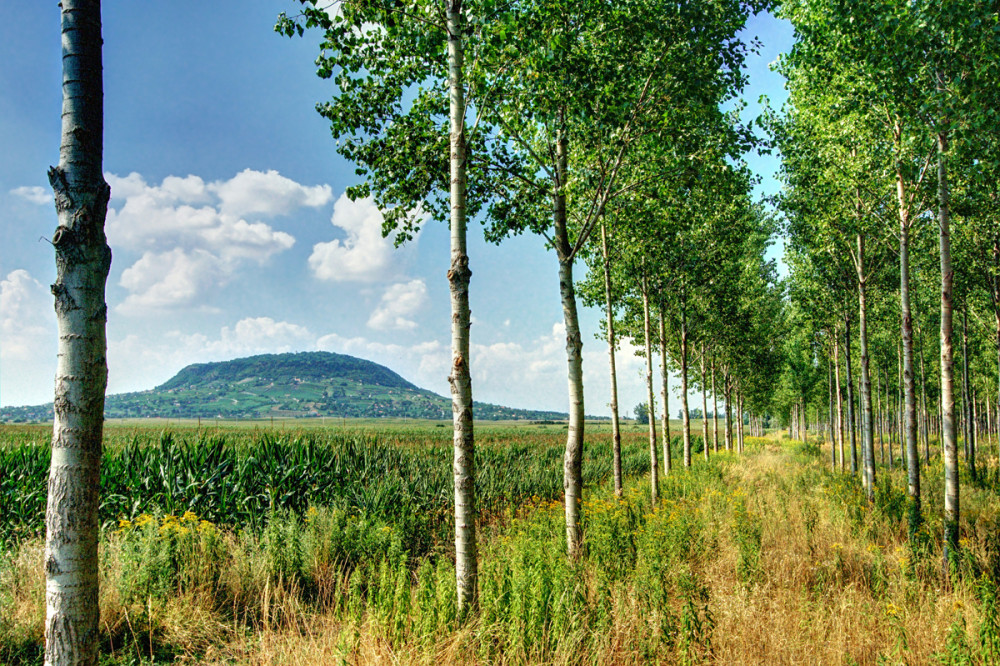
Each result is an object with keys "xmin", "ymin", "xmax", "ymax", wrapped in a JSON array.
[
  {"xmin": 277, "ymin": 0, "xmax": 489, "ymax": 613},
  {"xmin": 634, "ymin": 402, "xmax": 650, "ymax": 425},
  {"xmin": 45, "ymin": 1, "xmax": 112, "ymax": 664}
]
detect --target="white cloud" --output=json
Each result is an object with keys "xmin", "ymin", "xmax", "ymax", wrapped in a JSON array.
[
  {"xmin": 309, "ymin": 194, "xmax": 416, "ymax": 282},
  {"xmin": 367, "ymin": 279, "xmax": 428, "ymax": 331},
  {"xmin": 1, "ymin": 270, "xmax": 57, "ymax": 406},
  {"xmin": 208, "ymin": 168, "xmax": 332, "ymax": 218},
  {"xmin": 1, "ymin": 270, "xmax": 53, "ymax": 362},
  {"xmin": 117, "ymin": 248, "xmax": 223, "ymax": 313},
  {"xmin": 10, "ymin": 186, "xmax": 51, "ymax": 206},
  {"xmin": 104, "ymin": 169, "xmax": 317, "ymax": 313}
]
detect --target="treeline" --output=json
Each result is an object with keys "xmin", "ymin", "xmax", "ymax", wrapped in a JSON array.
[{"xmin": 772, "ymin": 0, "xmax": 1000, "ymax": 567}]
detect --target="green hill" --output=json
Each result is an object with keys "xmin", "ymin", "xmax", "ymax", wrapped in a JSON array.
[{"xmin": 1, "ymin": 351, "xmax": 569, "ymax": 422}]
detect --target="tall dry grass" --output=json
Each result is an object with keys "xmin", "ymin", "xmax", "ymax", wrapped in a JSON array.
[{"xmin": 3, "ymin": 434, "xmax": 998, "ymax": 664}]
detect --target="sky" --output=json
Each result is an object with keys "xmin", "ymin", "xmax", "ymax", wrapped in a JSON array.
[{"xmin": 0, "ymin": 2, "xmax": 795, "ymax": 416}]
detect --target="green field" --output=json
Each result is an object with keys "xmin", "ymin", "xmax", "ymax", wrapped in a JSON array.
[{"xmin": 4, "ymin": 422, "xmax": 996, "ymax": 665}]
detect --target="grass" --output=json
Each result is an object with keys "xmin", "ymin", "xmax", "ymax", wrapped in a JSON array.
[{"xmin": 2, "ymin": 425, "xmax": 999, "ymax": 664}]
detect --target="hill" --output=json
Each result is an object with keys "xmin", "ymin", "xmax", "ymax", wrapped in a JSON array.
[{"xmin": 0, "ymin": 351, "xmax": 569, "ymax": 422}]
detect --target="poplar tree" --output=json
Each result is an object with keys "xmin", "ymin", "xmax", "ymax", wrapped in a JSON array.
[{"xmin": 45, "ymin": 1, "xmax": 112, "ymax": 664}]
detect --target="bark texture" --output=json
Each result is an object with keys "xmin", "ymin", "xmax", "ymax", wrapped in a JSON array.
[
  {"xmin": 554, "ymin": 132, "xmax": 585, "ymax": 558},
  {"xmin": 680, "ymin": 301, "xmax": 691, "ymax": 467},
  {"xmin": 857, "ymin": 234, "xmax": 876, "ymax": 501},
  {"xmin": 641, "ymin": 272, "xmax": 659, "ymax": 502},
  {"xmin": 46, "ymin": 2, "xmax": 111, "ymax": 664},
  {"xmin": 447, "ymin": 0, "xmax": 477, "ymax": 615},
  {"xmin": 845, "ymin": 316, "xmax": 858, "ymax": 474},
  {"xmin": 600, "ymin": 222, "xmax": 623, "ymax": 497},
  {"xmin": 938, "ymin": 129, "xmax": 959, "ymax": 563},
  {"xmin": 899, "ymin": 215, "xmax": 921, "ymax": 524},
  {"xmin": 658, "ymin": 306, "xmax": 671, "ymax": 474}
]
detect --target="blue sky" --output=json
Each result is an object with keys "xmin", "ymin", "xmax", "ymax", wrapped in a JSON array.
[{"xmin": 0, "ymin": 2, "xmax": 794, "ymax": 414}]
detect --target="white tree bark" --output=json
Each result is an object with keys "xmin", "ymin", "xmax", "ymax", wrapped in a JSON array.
[
  {"xmin": 658, "ymin": 305, "xmax": 672, "ymax": 474},
  {"xmin": 711, "ymin": 354, "xmax": 719, "ymax": 452},
  {"xmin": 680, "ymin": 298, "xmax": 691, "ymax": 467},
  {"xmin": 700, "ymin": 345, "xmax": 709, "ymax": 462},
  {"xmin": 553, "ymin": 131, "xmax": 585, "ymax": 558},
  {"xmin": 46, "ymin": 2, "xmax": 111, "ymax": 664},
  {"xmin": 447, "ymin": 0, "xmax": 477, "ymax": 615},
  {"xmin": 641, "ymin": 270, "xmax": 659, "ymax": 502},
  {"xmin": 857, "ymin": 233, "xmax": 876, "ymax": 501},
  {"xmin": 601, "ymin": 221, "xmax": 623, "ymax": 496},
  {"xmin": 938, "ymin": 128, "xmax": 959, "ymax": 562}
]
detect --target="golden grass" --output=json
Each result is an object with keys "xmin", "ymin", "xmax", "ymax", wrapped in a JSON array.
[{"xmin": 3, "ymin": 435, "xmax": 998, "ymax": 665}]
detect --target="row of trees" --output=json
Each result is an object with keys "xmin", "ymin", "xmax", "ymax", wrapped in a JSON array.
[
  {"xmin": 772, "ymin": 0, "xmax": 1000, "ymax": 571},
  {"xmin": 43, "ymin": 1, "xmax": 788, "ymax": 661},
  {"xmin": 277, "ymin": 0, "xmax": 786, "ymax": 618}
]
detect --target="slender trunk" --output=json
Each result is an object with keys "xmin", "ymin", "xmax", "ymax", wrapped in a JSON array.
[
  {"xmin": 658, "ymin": 305, "xmax": 671, "ymax": 474},
  {"xmin": 712, "ymin": 354, "xmax": 719, "ymax": 452},
  {"xmin": 994, "ymin": 238, "xmax": 1000, "ymax": 456},
  {"xmin": 725, "ymin": 372, "xmax": 733, "ymax": 451},
  {"xmin": 701, "ymin": 345, "xmax": 709, "ymax": 462},
  {"xmin": 829, "ymin": 354, "xmax": 836, "ymax": 469},
  {"xmin": 46, "ymin": 2, "xmax": 111, "ymax": 664},
  {"xmin": 835, "ymin": 329, "xmax": 845, "ymax": 471},
  {"xmin": 447, "ymin": 2, "xmax": 478, "ymax": 613},
  {"xmin": 938, "ymin": 127, "xmax": 959, "ymax": 564},
  {"xmin": 600, "ymin": 221, "xmax": 622, "ymax": 497},
  {"xmin": 845, "ymin": 316, "xmax": 858, "ymax": 474},
  {"xmin": 963, "ymin": 308, "xmax": 975, "ymax": 480},
  {"xmin": 899, "ymin": 213, "xmax": 922, "ymax": 525},
  {"xmin": 680, "ymin": 298, "xmax": 691, "ymax": 467},
  {"xmin": 738, "ymin": 389, "xmax": 745, "ymax": 453},
  {"xmin": 877, "ymin": 365, "xmax": 885, "ymax": 466},
  {"xmin": 553, "ymin": 130, "xmax": 585, "ymax": 558},
  {"xmin": 919, "ymin": 324, "xmax": 930, "ymax": 461},
  {"xmin": 641, "ymin": 271, "xmax": 659, "ymax": 503},
  {"xmin": 858, "ymin": 234, "xmax": 875, "ymax": 501},
  {"xmin": 887, "ymin": 367, "xmax": 895, "ymax": 469}
]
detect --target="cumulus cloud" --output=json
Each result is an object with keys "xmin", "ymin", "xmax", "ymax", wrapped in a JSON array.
[
  {"xmin": 1, "ymin": 270, "xmax": 57, "ymax": 406},
  {"xmin": 208, "ymin": 169, "xmax": 332, "ymax": 218},
  {"xmin": 1, "ymin": 270, "xmax": 53, "ymax": 362},
  {"xmin": 309, "ymin": 194, "xmax": 416, "ymax": 282},
  {"xmin": 367, "ymin": 279, "xmax": 428, "ymax": 331},
  {"xmin": 117, "ymin": 248, "xmax": 223, "ymax": 313},
  {"xmin": 10, "ymin": 185, "xmax": 51, "ymax": 206},
  {"xmin": 104, "ymin": 169, "xmax": 321, "ymax": 313}
]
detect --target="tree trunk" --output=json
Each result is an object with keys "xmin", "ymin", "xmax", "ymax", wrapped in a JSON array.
[
  {"xmin": 899, "ymin": 213, "xmax": 921, "ymax": 526},
  {"xmin": 994, "ymin": 238, "xmax": 1000, "ymax": 457},
  {"xmin": 600, "ymin": 221, "xmax": 623, "ymax": 497},
  {"xmin": 835, "ymin": 328, "xmax": 845, "ymax": 471},
  {"xmin": 962, "ymin": 308, "xmax": 975, "ymax": 480},
  {"xmin": 680, "ymin": 298, "xmax": 691, "ymax": 467},
  {"xmin": 701, "ymin": 345, "xmax": 709, "ymax": 462},
  {"xmin": 829, "ymin": 354, "xmax": 836, "ymax": 469},
  {"xmin": 876, "ymin": 365, "xmax": 884, "ymax": 466},
  {"xmin": 725, "ymin": 371, "xmax": 733, "ymax": 451},
  {"xmin": 712, "ymin": 354, "xmax": 719, "ymax": 452},
  {"xmin": 641, "ymin": 271, "xmax": 659, "ymax": 503},
  {"xmin": 938, "ymin": 128, "xmax": 959, "ymax": 565},
  {"xmin": 738, "ymin": 388, "xmax": 745, "ymax": 453},
  {"xmin": 447, "ymin": 0, "xmax": 478, "ymax": 614},
  {"xmin": 919, "ymin": 324, "xmax": 930, "ymax": 461},
  {"xmin": 658, "ymin": 305, "xmax": 672, "ymax": 474},
  {"xmin": 857, "ymin": 234, "xmax": 876, "ymax": 501},
  {"xmin": 553, "ymin": 131, "xmax": 585, "ymax": 558},
  {"xmin": 46, "ymin": 2, "xmax": 111, "ymax": 664},
  {"xmin": 845, "ymin": 316, "xmax": 858, "ymax": 475}
]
